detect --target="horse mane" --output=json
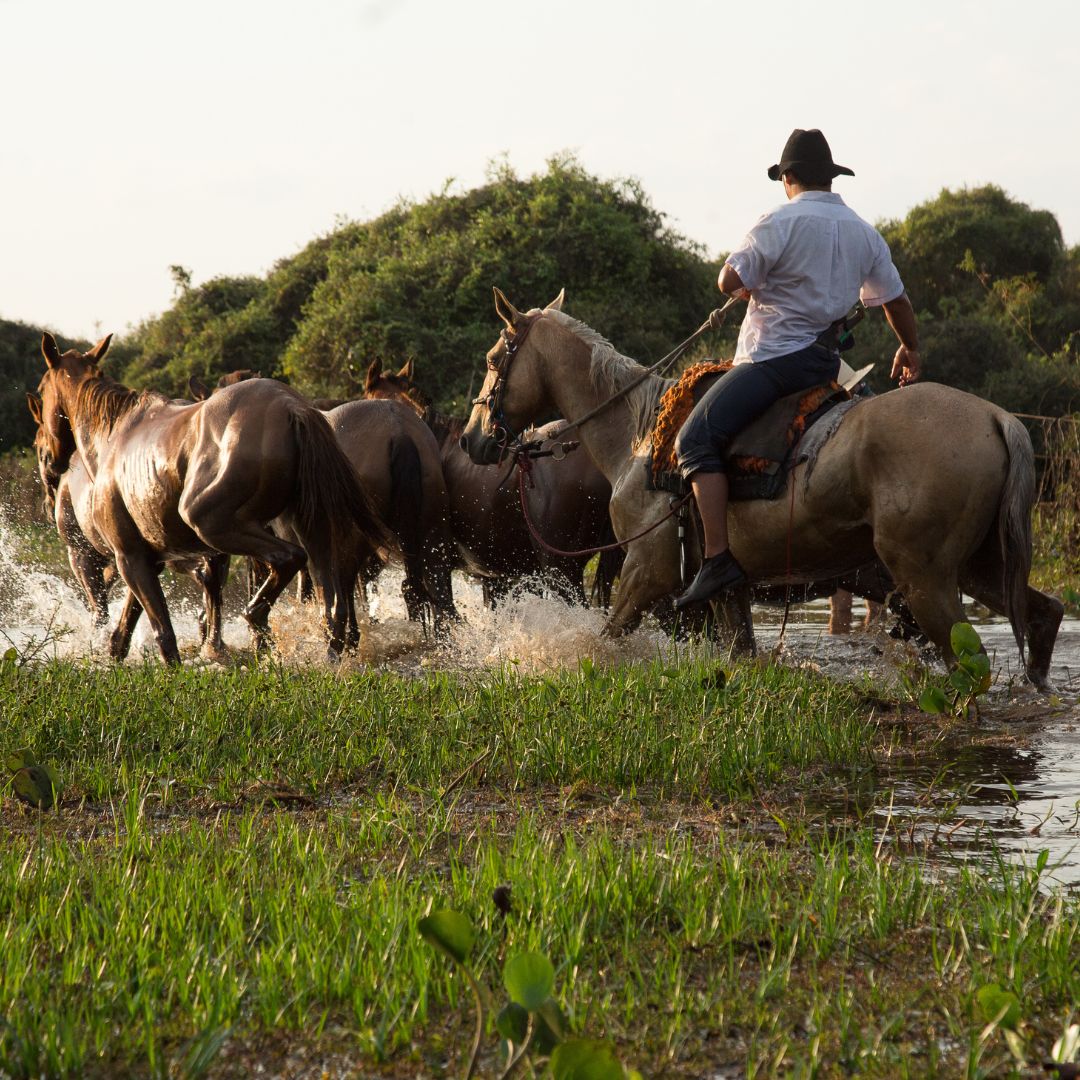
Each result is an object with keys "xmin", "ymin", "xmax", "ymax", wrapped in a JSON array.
[
  {"xmin": 74, "ymin": 369, "xmax": 156, "ymax": 435},
  {"xmin": 540, "ymin": 309, "xmax": 672, "ymax": 448}
]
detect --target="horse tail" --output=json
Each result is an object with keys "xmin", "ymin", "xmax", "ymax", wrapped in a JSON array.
[
  {"xmin": 287, "ymin": 406, "xmax": 388, "ymax": 572},
  {"xmin": 997, "ymin": 412, "xmax": 1036, "ymax": 663},
  {"xmin": 388, "ymin": 429, "xmax": 440, "ymax": 629}
]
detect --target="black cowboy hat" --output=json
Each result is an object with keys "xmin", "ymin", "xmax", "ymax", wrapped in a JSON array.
[{"xmin": 768, "ymin": 129, "xmax": 854, "ymax": 182}]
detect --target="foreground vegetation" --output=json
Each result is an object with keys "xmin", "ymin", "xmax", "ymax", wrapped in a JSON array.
[{"xmin": 1, "ymin": 661, "xmax": 1078, "ymax": 1078}]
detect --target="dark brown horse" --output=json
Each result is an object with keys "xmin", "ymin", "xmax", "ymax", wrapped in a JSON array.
[
  {"xmin": 36, "ymin": 334, "xmax": 386, "ymax": 663},
  {"xmin": 189, "ymin": 372, "xmax": 458, "ymax": 636},
  {"xmin": 324, "ymin": 399, "xmax": 459, "ymax": 635},
  {"xmin": 363, "ymin": 358, "xmax": 622, "ymax": 606},
  {"xmin": 461, "ymin": 290, "xmax": 1064, "ymax": 689},
  {"xmin": 28, "ymin": 394, "xmax": 231, "ymax": 659}
]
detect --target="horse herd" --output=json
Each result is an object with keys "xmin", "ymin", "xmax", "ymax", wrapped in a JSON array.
[
  {"xmin": 27, "ymin": 288, "xmax": 1065, "ymax": 689},
  {"xmin": 26, "ymin": 329, "xmax": 619, "ymax": 665}
]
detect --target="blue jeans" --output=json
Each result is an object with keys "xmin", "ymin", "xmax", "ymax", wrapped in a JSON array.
[{"xmin": 674, "ymin": 344, "xmax": 840, "ymax": 479}]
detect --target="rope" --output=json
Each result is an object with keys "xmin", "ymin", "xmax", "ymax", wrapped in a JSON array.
[
  {"xmin": 546, "ymin": 296, "xmax": 741, "ymax": 446},
  {"xmin": 516, "ymin": 455, "xmax": 690, "ymax": 559}
]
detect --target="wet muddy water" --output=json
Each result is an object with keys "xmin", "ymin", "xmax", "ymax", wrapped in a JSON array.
[{"xmin": 2, "ymin": 521, "xmax": 1078, "ymax": 884}]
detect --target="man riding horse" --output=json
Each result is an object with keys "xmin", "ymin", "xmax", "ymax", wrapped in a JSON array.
[{"xmin": 674, "ymin": 129, "xmax": 922, "ymax": 608}]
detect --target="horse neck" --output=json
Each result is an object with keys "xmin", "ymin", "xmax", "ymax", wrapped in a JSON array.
[
  {"xmin": 64, "ymin": 374, "xmax": 141, "ymax": 480},
  {"xmin": 533, "ymin": 328, "xmax": 647, "ymax": 483}
]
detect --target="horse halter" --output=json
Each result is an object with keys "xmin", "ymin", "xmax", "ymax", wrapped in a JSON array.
[{"xmin": 472, "ymin": 312, "xmax": 543, "ymax": 450}]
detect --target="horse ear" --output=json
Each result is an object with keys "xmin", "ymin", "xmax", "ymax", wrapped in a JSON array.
[
  {"xmin": 397, "ymin": 358, "xmax": 415, "ymax": 381},
  {"xmin": 493, "ymin": 287, "xmax": 521, "ymax": 329},
  {"xmin": 364, "ymin": 359, "xmax": 382, "ymax": 391},
  {"xmin": 546, "ymin": 288, "xmax": 566, "ymax": 312},
  {"xmin": 188, "ymin": 375, "xmax": 210, "ymax": 401},
  {"xmin": 88, "ymin": 333, "xmax": 113, "ymax": 364},
  {"xmin": 26, "ymin": 392, "xmax": 43, "ymax": 425},
  {"xmin": 42, "ymin": 332, "xmax": 63, "ymax": 369}
]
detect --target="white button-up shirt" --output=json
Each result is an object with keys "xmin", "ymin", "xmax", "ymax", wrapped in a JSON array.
[{"xmin": 725, "ymin": 191, "xmax": 905, "ymax": 364}]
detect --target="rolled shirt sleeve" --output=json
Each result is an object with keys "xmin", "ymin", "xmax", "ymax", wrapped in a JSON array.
[
  {"xmin": 859, "ymin": 232, "xmax": 905, "ymax": 307},
  {"xmin": 725, "ymin": 212, "xmax": 790, "ymax": 291}
]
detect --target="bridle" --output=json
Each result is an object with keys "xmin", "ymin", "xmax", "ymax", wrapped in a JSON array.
[{"xmin": 471, "ymin": 312, "xmax": 544, "ymax": 453}]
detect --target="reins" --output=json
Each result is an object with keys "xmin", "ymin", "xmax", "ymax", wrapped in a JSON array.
[
  {"xmin": 515, "ymin": 452, "xmax": 691, "ymax": 558},
  {"xmin": 478, "ymin": 297, "xmax": 739, "ymax": 560}
]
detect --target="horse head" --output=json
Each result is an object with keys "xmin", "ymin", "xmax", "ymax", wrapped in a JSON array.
[
  {"xmin": 36, "ymin": 332, "xmax": 112, "ymax": 484},
  {"xmin": 26, "ymin": 390, "xmax": 61, "ymax": 515},
  {"xmin": 363, "ymin": 357, "xmax": 427, "ymax": 415},
  {"xmin": 460, "ymin": 287, "xmax": 565, "ymax": 465}
]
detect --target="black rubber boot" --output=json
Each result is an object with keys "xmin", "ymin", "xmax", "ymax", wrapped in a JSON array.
[{"xmin": 674, "ymin": 550, "xmax": 747, "ymax": 609}]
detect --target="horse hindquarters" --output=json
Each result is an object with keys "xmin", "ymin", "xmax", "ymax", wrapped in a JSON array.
[
  {"xmin": 283, "ymin": 409, "xmax": 387, "ymax": 656},
  {"xmin": 959, "ymin": 414, "xmax": 1063, "ymax": 689}
]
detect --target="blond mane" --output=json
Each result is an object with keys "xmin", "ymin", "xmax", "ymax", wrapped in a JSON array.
[{"xmin": 540, "ymin": 309, "xmax": 671, "ymax": 447}]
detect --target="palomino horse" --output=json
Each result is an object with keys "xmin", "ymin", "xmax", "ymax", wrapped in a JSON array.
[
  {"xmin": 36, "ymin": 334, "xmax": 387, "ymax": 663},
  {"xmin": 29, "ymin": 392, "xmax": 232, "ymax": 660},
  {"xmin": 363, "ymin": 358, "xmax": 622, "ymax": 606},
  {"xmin": 460, "ymin": 290, "xmax": 1064, "ymax": 689}
]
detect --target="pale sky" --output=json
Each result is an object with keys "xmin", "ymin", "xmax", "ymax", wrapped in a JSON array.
[{"xmin": 3, "ymin": 0, "xmax": 1077, "ymax": 341}]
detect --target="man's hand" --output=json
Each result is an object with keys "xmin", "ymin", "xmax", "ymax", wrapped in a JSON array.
[{"xmin": 890, "ymin": 345, "xmax": 921, "ymax": 386}]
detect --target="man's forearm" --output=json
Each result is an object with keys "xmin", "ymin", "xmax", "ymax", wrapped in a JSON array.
[{"xmin": 882, "ymin": 292, "xmax": 919, "ymax": 350}]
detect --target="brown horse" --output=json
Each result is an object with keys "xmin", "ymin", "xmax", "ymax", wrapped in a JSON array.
[
  {"xmin": 460, "ymin": 290, "xmax": 1064, "ymax": 689},
  {"xmin": 363, "ymin": 358, "xmax": 622, "ymax": 606},
  {"xmin": 36, "ymin": 334, "xmax": 386, "ymax": 663},
  {"xmin": 323, "ymin": 399, "xmax": 459, "ymax": 635},
  {"xmin": 189, "ymin": 372, "xmax": 458, "ymax": 635},
  {"xmin": 28, "ymin": 394, "xmax": 231, "ymax": 658}
]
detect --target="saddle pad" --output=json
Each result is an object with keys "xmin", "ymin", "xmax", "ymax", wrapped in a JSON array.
[{"xmin": 649, "ymin": 360, "xmax": 850, "ymax": 501}]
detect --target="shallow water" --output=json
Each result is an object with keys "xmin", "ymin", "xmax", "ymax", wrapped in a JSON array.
[
  {"xmin": 2, "ymin": 517, "xmax": 1078, "ymax": 883},
  {"xmin": 759, "ymin": 604, "xmax": 1080, "ymax": 887}
]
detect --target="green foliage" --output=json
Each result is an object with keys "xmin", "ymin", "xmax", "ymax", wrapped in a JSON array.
[
  {"xmin": 882, "ymin": 184, "xmax": 1063, "ymax": 316},
  {"xmin": 5, "ymin": 747, "xmax": 60, "ymax": 811},
  {"xmin": 418, "ymin": 906, "xmax": 635, "ymax": 1078},
  {"xmin": 283, "ymin": 156, "xmax": 718, "ymax": 407},
  {"xmin": 917, "ymin": 622, "xmax": 992, "ymax": 719},
  {"xmin": 876, "ymin": 185, "xmax": 1080, "ymax": 417},
  {"xmin": 0, "ymin": 318, "xmax": 84, "ymax": 452}
]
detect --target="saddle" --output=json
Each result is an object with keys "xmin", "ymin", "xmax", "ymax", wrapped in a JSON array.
[{"xmin": 649, "ymin": 361, "xmax": 853, "ymax": 501}]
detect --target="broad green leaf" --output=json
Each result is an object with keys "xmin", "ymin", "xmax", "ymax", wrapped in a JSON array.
[
  {"xmin": 13, "ymin": 766, "xmax": 55, "ymax": 810},
  {"xmin": 496, "ymin": 1002, "xmax": 529, "ymax": 1044},
  {"xmin": 1036, "ymin": 848, "xmax": 1050, "ymax": 875},
  {"xmin": 949, "ymin": 669, "xmax": 975, "ymax": 694},
  {"xmin": 950, "ymin": 621, "xmax": 982, "ymax": 658},
  {"xmin": 976, "ymin": 982, "xmax": 1021, "ymax": 1030},
  {"xmin": 918, "ymin": 687, "xmax": 948, "ymax": 714},
  {"xmin": 550, "ymin": 1038, "xmax": 625, "ymax": 1080},
  {"xmin": 534, "ymin": 997, "xmax": 569, "ymax": 1053},
  {"xmin": 5, "ymin": 748, "xmax": 37, "ymax": 774},
  {"xmin": 960, "ymin": 651, "xmax": 991, "ymax": 679},
  {"xmin": 503, "ymin": 951, "xmax": 554, "ymax": 1011},
  {"xmin": 418, "ymin": 909, "xmax": 474, "ymax": 965},
  {"xmin": 1, "ymin": 647, "xmax": 17, "ymax": 667}
]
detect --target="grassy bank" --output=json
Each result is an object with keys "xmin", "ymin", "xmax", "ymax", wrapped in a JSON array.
[{"xmin": 1, "ymin": 661, "xmax": 1077, "ymax": 1078}]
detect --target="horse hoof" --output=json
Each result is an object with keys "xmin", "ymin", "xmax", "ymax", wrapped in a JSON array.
[{"xmin": 325, "ymin": 647, "xmax": 342, "ymax": 666}]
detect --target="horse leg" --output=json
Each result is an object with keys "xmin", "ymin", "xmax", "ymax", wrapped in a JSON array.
[
  {"xmin": 962, "ymin": 565, "xmax": 1064, "ymax": 692},
  {"xmin": 191, "ymin": 555, "xmax": 230, "ymax": 662},
  {"xmin": 111, "ymin": 552, "xmax": 181, "ymax": 664},
  {"xmin": 109, "ymin": 588, "xmax": 144, "ymax": 660},
  {"xmin": 875, "ymin": 545, "xmax": 966, "ymax": 667},
  {"xmin": 68, "ymin": 541, "xmax": 114, "ymax": 630}
]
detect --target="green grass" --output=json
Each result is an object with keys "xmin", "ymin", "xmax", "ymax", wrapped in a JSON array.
[
  {"xmin": 0, "ymin": 659, "xmax": 877, "ymax": 806},
  {"xmin": 1, "ymin": 660, "xmax": 1076, "ymax": 1078}
]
